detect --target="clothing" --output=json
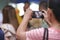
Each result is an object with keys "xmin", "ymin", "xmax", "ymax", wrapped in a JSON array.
[
  {"xmin": 41, "ymin": 20, "xmax": 49, "ymax": 28},
  {"xmin": 0, "ymin": 28, "xmax": 4, "ymax": 40},
  {"xmin": 15, "ymin": 9, "xmax": 23, "ymax": 24},
  {"xmin": 26, "ymin": 27, "xmax": 60, "ymax": 40},
  {"xmin": 0, "ymin": 24, "xmax": 16, "ymax": 40}
]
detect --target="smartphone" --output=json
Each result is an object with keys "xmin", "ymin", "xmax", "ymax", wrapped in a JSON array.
[
  {"xmin": 32, "ymin": 11, "xmax": 44, "ymax": 19},
  {"xmin": 29, "ymin": 0, "xmax": 48, "ymax": 18}
]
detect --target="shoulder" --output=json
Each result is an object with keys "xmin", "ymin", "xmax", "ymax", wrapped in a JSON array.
[
  {"xmin": 1, "ymin": 24, "xmax": 15, "ymax": 34},
  {"xmin": 26, "ymin": 28, "xmax": 44, "ymax": 33},
  {"xmin": 26, "ymin": 28, "xmax": 44, "ymax": 40},
  {"xmin": 1, "ymin": 24, "xmax": 14, "ymax": 29}
]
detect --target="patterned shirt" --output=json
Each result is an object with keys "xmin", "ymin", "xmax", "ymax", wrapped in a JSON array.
[{"xmin": 26, "ymin": 27, "xmax": 60, "ymax": 40}]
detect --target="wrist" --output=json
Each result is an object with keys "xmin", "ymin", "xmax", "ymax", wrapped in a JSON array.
[
  {"xmin": 23, "ymin": 16, "xmax": 30, "ymax": 21},
  {"xmin": 23, "ymin": 18, "xmax": 29, "ymax": 22}
]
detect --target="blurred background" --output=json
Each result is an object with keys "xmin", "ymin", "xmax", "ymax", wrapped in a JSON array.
[
  {"xmin": 0, "ymin": 1, "xmax": 49, "ymax": 40},
  {"xmin": 0, "ymin": 0, "xmax": 48, "ymax": 30}
]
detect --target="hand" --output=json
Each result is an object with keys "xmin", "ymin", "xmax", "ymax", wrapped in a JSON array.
[
  {"xmin": 23, "ymin": 8, "xmax": 33, "ymax": 20},
  {"xmin": 42, "ymin": 9, "xmax": 50, "ymax": 22},
  {"xmin": 42, "ymin": 8, "xmax": 54, "ymax": 26}
]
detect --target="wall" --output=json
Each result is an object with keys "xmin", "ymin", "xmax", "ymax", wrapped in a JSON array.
[{"xmin": 0, "ymin": 0, "xmax": 8, "ymax": 10}]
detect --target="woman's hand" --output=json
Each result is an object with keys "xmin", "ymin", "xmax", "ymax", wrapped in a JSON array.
[
  {"xmin": 42, "ymin": 8, "xmax": 54, "ymax": 26},
  {"xmin": 23, "ymin": 8, "xmax": 33, "ymax": 20}
]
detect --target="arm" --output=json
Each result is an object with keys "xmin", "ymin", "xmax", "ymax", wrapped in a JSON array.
[{"xmin": 16, "ymin": 8, "xmax": 32, "ymax": 40}]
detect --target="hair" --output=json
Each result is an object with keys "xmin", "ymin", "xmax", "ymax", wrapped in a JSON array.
[
  {"xmin": 39, "ymin": 1, "xmax": 48, "ymax": 10},
  {"xmin": 24, "ymin": 1, "xmax": 30, "ymax": 12},
  {"xmin": 24, "ymin": 1, "xmax": 30, "ymax": 5},
  {"xmin": 2, "ymin": 5, "xmax": 17, "ymax": 23},
  {"xmin": 49, "ymin": 0, "xmax": 60, "ymax": 22}
]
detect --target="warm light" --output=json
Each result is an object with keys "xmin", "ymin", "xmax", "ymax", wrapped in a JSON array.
[
  {"xmin": 9, "ymin": 3, "xmax": 25, "ymax": 16},
  {"xmin": 17, "ymin": 3, "xmax": 24, "ymax": 16},
  {"xmin": 9, "ymin": 3, "xmax": 39, "ymax": 16},
  {"xmin": 30, "ymin": 3, "xmax": 39, "ymax": 11}
]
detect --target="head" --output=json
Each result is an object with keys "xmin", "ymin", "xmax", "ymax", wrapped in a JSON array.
[
  {"xmin": 2, "ymin": 5, "xmax": 16, "ymax": 23},
  {"xmin": 24, "ymin": 2, "xmax": 30, "ymax": 12},
  {"xmin": 49, "ymin": 0, "xmax": 60, "ymax": 23},
  {"xmin": 39, "ymin": 1, "xmax": 48, "ymax": 11}
]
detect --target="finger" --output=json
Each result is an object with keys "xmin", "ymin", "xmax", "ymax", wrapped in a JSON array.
[
  {"xmin": 42, "ymin": 10, "xmax": 47, "ymax": 16},
  {"xmin": 42, "ymin": 10, "xmax": 47, "ymax": 15},
  {"xmin": 26, "ymin": 7, "xmax": 32, "ymax": 11},
  {"xmin": 42, "ymin": 13, "xmax": 46, "ymax": 17}
]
